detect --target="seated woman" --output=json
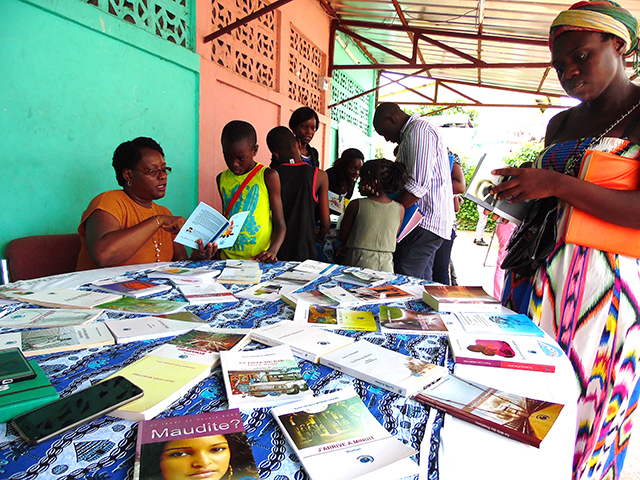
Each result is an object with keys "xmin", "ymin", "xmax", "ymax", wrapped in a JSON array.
[
  {"xmin": 76, "ymin": 137, "xmax": 215, "ymax": 270},
  {"xmin": 325, "ymin": 148, "xmax": 364, "ymax": 200}
]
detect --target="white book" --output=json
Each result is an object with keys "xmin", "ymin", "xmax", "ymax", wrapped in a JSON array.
[
  {"xmin": 0, "ymin": 324, "xmax": 115, "ymax": 357},
  {"xmin": 250, "ymin": 320, "xmax": 355, "ymax": 363},
  {"xmin": 319, "ymin": 340, "xmax": 447, "ymax": 396},
  {"xmin": 334, "ymin": 267, "xmax": 396, "ymax": 287},
  {"xmin": 104, "ymin": 317, "xmax": 198, "ymax": 343},
  {"xmin": 271, "ymin": 387, "xmax": 418, "ymax": 480},
  {"xmin": 177, "ymin": 282, "xmax": 237, "ymax": 305},
  {"xmin": 147, "ymin": 266, "xmax": 220, "ymax": 282},
  {"xmin": 285, "ymin": 286, "xmax": 361, "ymax": 307},
  {"xmin": 174, "ymin": 201, "xmax": 250, "ymax": 250},
  {"xmin": 236, "ymin": 270, "xmax": 317, "ymax": 302},
  {"xmin": 293, "ymin": 259, "xmax": 338, "ymax": 276},
  {"xmin": 218, "ymin": 260, "xmax": 262, "ymax": 284},
  {"xmin": 293, "ymin": 302, "xmax": 377, "ymax": 332},
  {"xmin": 3, "ymin": 288, "xmax": 122, "ymax": 309},
  {"xmin": 444, "ymin": 312, "xmax": 546, "ymax": 337},
  {"xmin": 0, "ymin": 308, "xmax": 103, "ymax": 329},
  {"xmin": 220, "ymin": 345, "xmax": 312, "ymax": 409}
]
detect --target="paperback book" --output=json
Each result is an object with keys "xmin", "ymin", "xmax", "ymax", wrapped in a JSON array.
[
  {"xmin": 0, "ymin": 323, "xmax": 115, "ymax": 357},
  {"xmin": 333, "ymin": 267, "xmax": 396, "ymax": 287},
  {"xmin": 2, "ymin": 288, "xmax": 122, "ymax": 309},
  {"xmin": 413, "ymin": 374, "xmax": 564, "ymax": 447},
  {"xmin": 236, "ymin": 270, "xmax": 318, "ymax": 302},
  {"xmin": 319, "ymin": 339, "xmax": 447, "ymax": 396},
  {"xmin": 349, "ymin": 284, "xmax": 418, "ymax": 305},
  {"xmin": 91, "ymin": 279, "xmax": 171, "ymax": 298},
  {"xmin": 449, "ymin": 333, "xmax": 563, "ymax": 373},
  {"xmin": 423, "ymin": 285, "xmax": 501, "ymax": 313},
  {"xmin": 444, "ymin": 312, "xmax": 545, "ymax": 337},
  {"xmin": 292, "ymin": 259, "xmax": 338, "ymax": 276},
  {"xmin": 293, "ymin": 302, "xmax": 377, "ymax": 332},
  {"xmin": 177, "ymin": 282, "xmax": 237, "ymax": 305},
  {"xmin": 168, "ymin": 326, "xmax": 252, "ymax": 364},
  {"xmin": 174, "ymin": 201, "xmax": 250, "ymax": 250},
  {"xmin": 250, "ymin": 320, "xmax": 355, "ymax": 363},
  {"xmin": 107, "ymin": 343, "xmax": 213, "ymax": 420},
  {"xmin": 218, "ymin": 260, "xmax": 262, "ymax": 285},
  {"xmin": 284, "ymin": 286, "xmax": 360, "ymax": 307},
  {"xmin": 147, "ymin": 266, "xmax": 220, "ymax": 282},
  {"xmin": 0, "ymin": 308, "xmax": 103, "ymax": 329},
  {"xmin": 95, "ymin": 297, "xmax": 186, "ymax": 315},
  {"xmin": 271, "ymin": 387, "xmax": 419, "ymax": 480},
  {"xmin": 104, "ymin": 317, "xmax": 197, "ymax": 343},
  {"xmin": 0, "ymin": 361, "xmax": 60, "ymax": 422},
  {"xmin": 220, "ymin": 345, "xmax": 312, "ymax": 409},
  {"xmin": 134, "ymin": 409, "xmax": 261, "ymax": 480},
  {"xmin": 378, "ymin": 305, "xmax": 449, "ymax": 335}
]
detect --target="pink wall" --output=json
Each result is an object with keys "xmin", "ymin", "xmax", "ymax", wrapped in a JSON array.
[{"xmin": 196, "ymin": 0, "xmax": 332, "ymax": 210}]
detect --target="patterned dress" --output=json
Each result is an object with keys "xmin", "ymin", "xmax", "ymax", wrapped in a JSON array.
[{"xmin": 502, "ymin": 137, "xmax": 640, "ymax": 480}]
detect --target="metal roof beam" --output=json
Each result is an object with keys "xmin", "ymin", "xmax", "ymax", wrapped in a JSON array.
[
  {"xmin": 417, "ymin": 33, "xmax": 488, "ymax": 67},
  {"xmin": 337, "ymin": 25, "xmax": 412, "ymax": 64},
  {"xmin": 391, "ymin": 102, "xmax": 565, "ymax": 108},
  {"xmin": 336, "ymin": 62, "xmax": 550, "ymax": 70}
]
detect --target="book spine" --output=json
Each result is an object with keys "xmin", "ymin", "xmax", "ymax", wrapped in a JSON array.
[
  {"xmin": 318, "ymin": 359, "xmax": 404, "ymax": 395},
  {"xmin": 413, "ymin": 394, "xmax": 541, "ymax": 448},
  {"xmin": 457, "ymin": 357, "xmax": 555, "ymax": 373}
]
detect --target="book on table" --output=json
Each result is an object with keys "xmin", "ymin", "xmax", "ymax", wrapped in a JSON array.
[
  {"xmin": 423, "ymin": 285, "xmax": 501, "ymax": 313},
  {"xmin": 413, "ymin": 374, "xmax": 564, "ymax": 448},
  {"xmin": 0, "ymin": 323, "xmax": 115, "ymax": 357},
  {"xmin": 271, "ymin": 386, "xmax": 419, "ymax": 480},
  {"xmin": 0, "ymin": 288, "xmax": 122, "ymax": 309},
  {"xmin": 463, "ymin": 153, "xmax": 530, "ymax": 225},
  {"xmin": 293, "ymin": 302, "xmax": 377, "ymax": 332},
  {"xmin": 176, "ymin": 282, "xmax": 237, "ymax": 305},
  {"xmin": 174, "ymin": 201, "xmax": 250, "ymax": 250},
  {"xmin": 0, "ymin": 308, "xmax": 103, "ymax": 329},
  {"xmin": 292, "ymin": 259, "xmax": 338, "ymax": 276},
  {"xmin": 0, "ymin": 361, "xmax": 60, "ymax": 423},
  {"xmin": 333, "ymin": 267, "xmax": 396, "ymax": 287},
  {"xmin": 90, "ymin": 279, "xmax": 171, "ymax": 298},
  {"xmin": 448, "ymin": 333, "xmax": 563, "ymax": 373},
  {"xmin": 95, "ymin": 297, "xmax": 186, "ymax": 315},
  {"xmin": 319, "ymin": 339, "xmax": 447, "ymax": 396},
  {"xmin": 147, "ymin": 266, "xmax": 220, "ymax": 282},
  {"xmin": 284, "ymin": 286, "xmax": 360, "ymax": 307},
  {"xmin": 133, "ymin": 409, "xmax": 261, "ymax": 480},
  {"xmin": 378, "ymin": 305, "xmax": 449, "ymax": 335},
  {"xmin": 106, "ymin": 343, "xmax": 214, "ymax": 421},
  {"xmin": 167, "ymin": 325, "xmax": 252, "ymax": 362},
  {"xmin": 236, "ymin": 270, "xmax": 318, "ymax": 302},
  {"xmin": 220, "ymin": 344, "xmax": 312, "ymax": 409},
  {"xmin": 104, "ymin": 317, "xmax": 198, "ymax": 343},
  {"xmin": 217, "ymin": 260, "xmax": 262, "ymax": 285},
  {"xmin": 250, "ymin": 320, "xmax": 355, "ymax": 363},
  {"xmin": 349, "ymin": 284, "xmax": 419, "ymax": 305},
  {"xmin": 443, "ymin": 312, "xmax": 545, "ymax": 337}
]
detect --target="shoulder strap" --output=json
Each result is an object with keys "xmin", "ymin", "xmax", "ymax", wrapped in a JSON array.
[
  {"xmin": 224, "ymin": 164, "xmax": 265, "ymax": 217},
  {"xmin": 622, "ymin": 108, "xmax": 640, "ymax": 139}
]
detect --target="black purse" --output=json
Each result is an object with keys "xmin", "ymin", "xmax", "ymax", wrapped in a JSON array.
[{"xmin": 500, "ymin": 197, "xmax": 558, "ymax": 277}]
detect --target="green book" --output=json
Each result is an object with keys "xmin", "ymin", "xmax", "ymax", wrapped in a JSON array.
[
  {"xmin": 0, "ymin": 361, "xmax": 59, "ymax": 422},
  {"xmin": 96, "ymin": 297, "xmax": 186, "ymax": 315}
]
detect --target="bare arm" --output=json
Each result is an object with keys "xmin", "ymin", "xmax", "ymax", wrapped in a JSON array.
[
  {"xmin": 256, "ymin": 168, "xmax": 286, "ymax": 263},
  {"xmin": 85, "ymin": 210, "xmax": 185, "ymax": 267},
  {"xmin": 451, "ymin": 161, "xmax": 466, "ymax": 194},
  {"xmin": 339, "ymin": 199, "xmax": 359, "ymax": 244},
  {"xmin": 396, "ymin": 204, "xmax": 406, "ymax": 236},
  {"xmin": 315, "ymin": 169, "xmax": 331, "ymax": 242},
  {"xmin": 395, "ymin": 189, "xmax": 420, "ymax": 209}
]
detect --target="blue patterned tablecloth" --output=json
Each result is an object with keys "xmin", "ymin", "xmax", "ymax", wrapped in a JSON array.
[{"xmin": 0, "ymin": 261, "xmax": 451, "ymax": 480}]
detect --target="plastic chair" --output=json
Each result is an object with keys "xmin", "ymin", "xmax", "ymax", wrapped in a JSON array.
[{"xmin": 5, "ymin": 234, "xmax": 82, "ymax": 282}]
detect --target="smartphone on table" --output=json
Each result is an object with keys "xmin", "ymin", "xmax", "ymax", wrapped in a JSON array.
[
  {"xmin": 11, "ymin": 376, "xmax": 143, "ymax": 445},
  {"xmin": 0, "ymin": 348, "xmax": 37, "ymax": 385}
]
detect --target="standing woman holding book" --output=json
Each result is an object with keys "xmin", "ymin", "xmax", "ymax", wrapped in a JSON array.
[{"xmin": 492, "ymin": 2, "xmax": 640, "ymax": 479}]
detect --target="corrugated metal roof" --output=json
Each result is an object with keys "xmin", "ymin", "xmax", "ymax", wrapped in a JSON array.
[{"xmin": 323, "ymin": 0, "xmax": 640, "ymax": 106}]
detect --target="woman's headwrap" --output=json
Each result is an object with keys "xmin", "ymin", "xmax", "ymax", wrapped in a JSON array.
[{"xmin": 549, "ymin": 1, "xmax": 639, "ymax": 73}]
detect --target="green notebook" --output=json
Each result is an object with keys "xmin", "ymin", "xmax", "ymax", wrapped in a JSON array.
[{"xmin": 0, "ymin": 361, "xmax": 59, "ymax": 422}]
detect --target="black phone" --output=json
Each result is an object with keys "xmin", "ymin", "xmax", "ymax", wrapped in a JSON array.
[
  {"xmin": 11, "ymin": 376, "xmax": 143, "ymax": 445},
  {"xmin": 0, "ymin": 348, "xmax": 37, "ymax": 385}
]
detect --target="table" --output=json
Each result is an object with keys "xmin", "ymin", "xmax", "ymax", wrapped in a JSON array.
[{"xmin": 0, "ymin": 261, "xmax": 578, "ymax": 480}]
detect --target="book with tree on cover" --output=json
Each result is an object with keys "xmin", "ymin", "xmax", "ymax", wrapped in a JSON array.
[
  {"xmin": 0, "ymin": 308, "xmax": 103, "ymax": 329},
  {"xmin": 176, "ymin": 282, "xmax": 237, "ymax": 305},
  {"xmin": 104, "ymin": 317, "xmax": 197, "ymax": 344},
  {"xmin": 378, "ymin": 305, "xmax": 449, "ymax": 335},
  {"xmin": 271, "ymin": 387, "xmax": 419, "ymax": 480},
  {"xmin": 0, "ymin": 360, "xmax": 60, "ymax": 422},
  {"xmin": 448, "ymin": 333, "xmax": 563, "ymax": 373},
  {"xmin": 423, "ymin": 285, "xmax": 501, "ymax": 313},
  {"xmin": 220, "ymin": 345, "xmax": 312, "ymax": 409},
  {"xmin": 413, "ymin": 374, "xmax": 564, "ymax": 447},
  {"xmin": 95, "ymin": 297, "xmax": 186, "ymax": 315},
  {"xmin": 217, "ymin": 260, "xmax": 262, "ymax": 285},
  {"xmin": 250, "ymin": 320, "xmax": 355, "ymax": 363},
  {"xmin": 174, "ymin": 201, "xmax": 250, "ymax": 250},
  {"xmin": 444, "ymin": 312, "xmax": 545, "ymax": 337},
  {"xmin": 293, "ymin": 302, "xmax": 377, "ymax": 332},
  {"xmin": 106, "ymin": 343, "xmax": 213, "ymax": 421},
  {"xmin": 0, "ymin": 324, "xmax": 115, "ymax": 357},
  {"xmin": 319, "ymin": 339, "xmax": 447, "ymax": 396},
  {"xmin": 147, "ymin": 266, "xmax": 220, "ymax": 281},
  {"xmin": 1, "ymin": 288, "xmax": 122, "ymax": 309},
  {"xmin": 167, "ymin": 326, "xmax": 252, "ymax": 363},
  {"xmin": 91, "ymin": 279, "xmax": 172, "ymax": 298},
  {"xmin": 133, "ymin": 409, "xmax": 261, "ymax": 480}
]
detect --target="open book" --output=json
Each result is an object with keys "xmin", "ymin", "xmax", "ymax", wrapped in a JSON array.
[
  {"xmin": 174, "ymin": 201, "xmax": 249, "ymax": 250},
  {"xmin": 464, "ymin": 153, "xmax": 530, "ymax": 225}
]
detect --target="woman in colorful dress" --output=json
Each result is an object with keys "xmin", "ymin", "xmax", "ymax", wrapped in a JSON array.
[{"xmin": 493, "ymin": 2, "xmax": 640, "ymax": 479}]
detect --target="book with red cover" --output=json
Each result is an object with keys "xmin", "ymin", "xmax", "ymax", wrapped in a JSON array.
[{"xmin": 563, "ymin": 149, "xmax": 640, "ymax": 257}]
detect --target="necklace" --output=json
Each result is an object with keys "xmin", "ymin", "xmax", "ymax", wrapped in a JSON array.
[{"xmin": 132, "ymin": 201, "xmax": 163, "ymax": 262}]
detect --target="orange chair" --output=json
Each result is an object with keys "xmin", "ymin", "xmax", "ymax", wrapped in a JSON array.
[{"xmin": 5, "ymin": 234, "xmax": 82, "ymax": 282}]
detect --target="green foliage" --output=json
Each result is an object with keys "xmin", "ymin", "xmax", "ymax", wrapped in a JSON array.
[
  {"xmin": 503, "ymin": 141, "xmax": 544, "ymax": 167},
  {"xmin": 404, "ymin": 103, "xmax": 479, "ymax": 126}
]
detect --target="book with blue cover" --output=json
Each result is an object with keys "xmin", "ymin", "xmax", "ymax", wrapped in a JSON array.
[{"xmin": 444, "ymin": 312, "xmax": 545, "ymax": 337}]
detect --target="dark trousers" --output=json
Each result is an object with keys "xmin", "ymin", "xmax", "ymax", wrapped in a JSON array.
[
  {"xmin": 394, "ymin": 227, "xmax": 444, "ymax": 281},
  {"xmin": 432, "ymin": 228, "xmax": 456, "ymax": 285}
]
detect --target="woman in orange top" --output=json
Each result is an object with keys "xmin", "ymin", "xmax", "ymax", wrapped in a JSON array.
[{"xmin": 76, "ymin": 137, "xmax": 215, "ymax": 270}]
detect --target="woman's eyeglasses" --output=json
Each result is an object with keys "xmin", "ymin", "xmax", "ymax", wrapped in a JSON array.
[{"xmin": 134, "ymin": 166, "xmax": 172, "ymax": 177}]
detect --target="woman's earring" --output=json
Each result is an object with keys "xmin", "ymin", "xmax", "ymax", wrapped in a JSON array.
[
  {"xmin": 127, "ymin": 180, "xmax": 132, "ymax": 187},
  {"xmin": 226, "ymin": 465, "xmax": 233, "ymax": 479}
]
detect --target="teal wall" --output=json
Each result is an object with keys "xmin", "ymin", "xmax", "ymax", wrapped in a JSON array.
[{"xmin": 0, "ymin": 0, "xmax": 200, "ymax": 256}]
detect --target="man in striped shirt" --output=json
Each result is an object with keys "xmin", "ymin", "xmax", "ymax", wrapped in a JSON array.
[{"xmin": 374, "ymin": 103, "xmax": 454, "ymax": 280}]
